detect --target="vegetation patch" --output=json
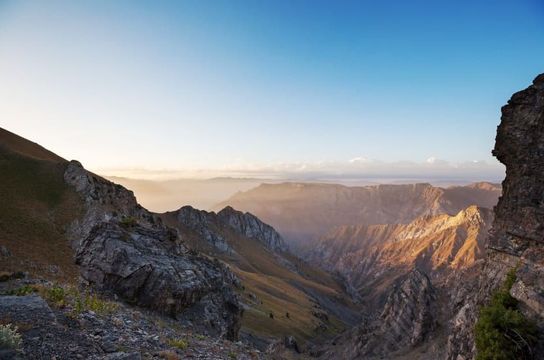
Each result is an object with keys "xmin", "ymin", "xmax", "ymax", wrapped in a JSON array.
[
  {"xmin": 475, "ymin": 268, "xmax": 538, "ymax": 360},
  {"xmin": 120, "ymin": 216, "xmax": 138, "ymax": 229},
  {"xmin": 168, "ymin": 338, "xmax": 188, "ymax": 350},
  {"xmin": 32, "ymin": 284, "xmax": 118, "ymax": 315},
  {"xmin": 0, "ymin": 324, "xmax": 22, "ymax": 350},
  {"xmin": 3, "ymin": 285, "xmax": 37, "ymax": 296}
]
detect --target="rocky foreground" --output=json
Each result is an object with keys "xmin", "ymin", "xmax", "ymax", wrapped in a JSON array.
[{"xmin": 0, "ymin": 277, "xmax": 263, "ymax": 360}]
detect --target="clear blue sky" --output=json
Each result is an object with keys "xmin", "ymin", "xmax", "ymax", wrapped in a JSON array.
[{"xmin": 0, "ymin": 0, "xmax": 543, "ymax": 180}]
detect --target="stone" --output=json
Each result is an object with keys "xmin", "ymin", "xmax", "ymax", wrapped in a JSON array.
[{"xmin": 64, "ymin": 160, "xmax": 243, "ymax": 340}]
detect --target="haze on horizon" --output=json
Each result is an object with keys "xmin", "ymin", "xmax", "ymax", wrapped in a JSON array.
[{"xmin": 1, "ymin": 0, "xmax": 543, "ymax": 183}]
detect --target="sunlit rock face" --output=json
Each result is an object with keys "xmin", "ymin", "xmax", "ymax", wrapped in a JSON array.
[
  {"xmin": 216, "ymin": 181, "xmax": 501, "ymax": 251},
  {"xmin": 308, "ymin": 205, "xmax": 492, "ymax": 307}
]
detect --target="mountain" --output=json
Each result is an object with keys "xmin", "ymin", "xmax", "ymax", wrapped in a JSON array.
[
  {"xmin": 0, "ymin": 128, "xmax": 82, "ymax": 283},
  {"xmin": 106, "ymin": 176, "xmax": 271, "ymax": 212},
  {"xmin": 314, "ymin": 73, "xmax": 544, "ymax": 360},
  {"xmin": 448, "ymin": 73, "xmax": 544, "ymax": 359},
  {"xmin": 0, "ymin": 126, "xmax": 360, "ymax": 357},
  {"xmin": 309, "ymin": 206, "xmax": 492, "ymax": 307},
  {"xmin": 215, "ymin": 182, "xmax": 501, "ymax": 250},
  {"xmin": 161, "ymin": 205, "xmax": 360, "ymax": 349},
  {"xmin": 0, "ymin": 128, "xmax": 269, "ymax": 357}
]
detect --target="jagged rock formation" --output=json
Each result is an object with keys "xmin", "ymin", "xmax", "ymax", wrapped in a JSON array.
[
  {"xmin": 64, "ymin": 160, "xmax": 243, "ymax": 340},
  {"xmin": 309, "ymin": 206, "xmax": 492, "ymax": 307},
  {"xmin": 217, "ymin": 206, "xmax": 288, "ymax": 252},
  {"xmin": 161, "ymin": 204, "xmax": 359, "ymax": 347},
  {"xmin": 173, "ymin": 206, "xmax": 230, "ymax": 252},
  {"xmin": 163, "ymin": 205, "xmax": 288, "ymax": 253},
  {"xmin": 319, "ymin": 269, "xmax": 436, "ymax": 359},
  {"xmin": 447, "ymin": 74, "xmax": 544, "ymax": 359},
  {"xmin": 215, "ymin": 182, "xmax": 500, "ymax": 250}
]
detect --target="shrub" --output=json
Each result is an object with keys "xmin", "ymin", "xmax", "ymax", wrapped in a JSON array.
[
  {"xmin": 0, "ymin": 324, "xmax": 22, "ymax": 350},
  {"xmin": 168, "ymin": 338, "xmax": 188, "ymax": 350},
  {"xmin": 474, "ymin": 268, "xmax": 537, "ymax": 360},
  {"xmin": 5, "ymin": 285, "xmax": 36, "ymax": 296},
  {"xmin": 44, "ymin": 286, "xmax": 67, "ymax": 306},
  {"xmin": 120, "ymin": 216, "xmax": 137, "ymax": 228},
  {"xmin": 36, "ymin": 284, "xmax": 117, "ymax": 315}
]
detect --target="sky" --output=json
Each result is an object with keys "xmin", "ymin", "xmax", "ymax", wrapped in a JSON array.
[{"xmin": 1, "ymin": 0, "xmax": 543, "ymax": 181}]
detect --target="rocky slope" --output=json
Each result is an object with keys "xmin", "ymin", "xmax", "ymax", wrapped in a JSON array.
[
  {"xmin": 0, "ymin": 277, "xmax": 264, "ymax": 360},
  {"xmin": 0, "ymin": 129, "xmax": 271, "ymax": 359},
  {"xmin": 215, "ymin": 182, "xmax": 500, "ymax": 250},
  {"xmin": 163, "ymin": 205, "xmax": 288, "ymax": 254},
  {"xmin": 318, "ymin": 269, "xmax": 437, "ymax": 359},
  {"xmin": 309, "ymin": 206, "xmax": 492, "ymax": 306},
  {"xmin": 161, "ymin": 204, "xmax": 360, "ymax": 350},
  {"xmin": 447, "ymin": 73, "xmax": 544, "ymax": 359},
  {"xmin": 64, "ymin": 160, "xmax": 243, "ymax": 340}
]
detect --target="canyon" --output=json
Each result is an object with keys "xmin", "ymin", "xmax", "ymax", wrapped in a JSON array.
[{"xmin": 1, "ymin": 73, "xmax": 543, "ymax": 359}]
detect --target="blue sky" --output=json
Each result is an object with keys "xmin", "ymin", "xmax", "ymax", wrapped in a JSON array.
[{"xmin": 1, "ymin": 0, "xmax": 543, "ymax": 180}]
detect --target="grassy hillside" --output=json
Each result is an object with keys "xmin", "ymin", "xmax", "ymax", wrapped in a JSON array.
[{"xmin": 0, "ymin": 129, "xmax": 82, "ymax": 282}]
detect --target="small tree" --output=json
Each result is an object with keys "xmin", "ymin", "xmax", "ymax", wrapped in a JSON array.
[{"xmin": 474, "ymin": 268, "xmax": 537, "ymax": 360}]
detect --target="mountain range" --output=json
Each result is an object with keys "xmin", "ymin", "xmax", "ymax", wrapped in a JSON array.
[{"xmin": 1, "ymin": 73, "xmax": 543, "ymax": 360}]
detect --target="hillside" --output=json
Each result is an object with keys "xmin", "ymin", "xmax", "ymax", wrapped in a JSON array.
[
  {"xmin": 0, "ymin": 128, "xmax": 82, "ymax": 282},
  {"xmin": 161, "ymin": 206, "xmax": 360, "ymax": 349},
  {"xmin": 214, "ymin": 182, "xmax": 500, "ymax": 249},
  {"xmin": 0, "ymin": 128, "xmax": 264, "ymax": 357}
]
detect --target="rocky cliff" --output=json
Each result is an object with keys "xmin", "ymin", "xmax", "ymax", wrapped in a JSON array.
[
  {"xmin": 447, "ymin": 74, "xmax": 544, "ymax": 359},
  {"xmin": 217, "ymin": 206, "xmax": 288, "ymax": 252},
  {"xmin": 309, "ymin": 206, "xmax": 492, "ymax": 307},
  {"xmin": 64, "ymin": 160, "xmax": 243, "ymax": 340},
  {"xmin": 162, "ymin": 205, "xmax": 288, "ymax": 253},
  {"xmin": 318, "ymin": 269, "xmax": 437, "ymax": 359}
]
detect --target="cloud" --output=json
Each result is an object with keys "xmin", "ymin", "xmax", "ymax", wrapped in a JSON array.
[
  {"xmin": 349, "ymin": 156, "xmax": 370, "ymax": 164},
  {"xmin": 94, "ymin": 157, "xmax": 506, "ymax": 183}
]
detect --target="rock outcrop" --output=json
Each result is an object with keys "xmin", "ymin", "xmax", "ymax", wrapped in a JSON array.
[
  {"xmin": 163, "ymin": 205, "xmax": 288, "ymax": 253},
  {"xmin": 217, "ymin": 206, "xmax": 288, "ymax": 252},
  {"xmin": 174, "ymin": 206, "xmax": 230, "ymax": 252},
  {"xmin": 319, "ymin": 269, "xmax": 436, "ymax": 359},
  {"xmin": 447, "ymin": 74, "xmax": 544, "ymax": 359},
  {"xmin": 0, "ymin": 277, "xmax": 263, "ymax": 360},
  {"xmin": 64, "ymin": 161, "xmax": 243, "ymax": 340}
]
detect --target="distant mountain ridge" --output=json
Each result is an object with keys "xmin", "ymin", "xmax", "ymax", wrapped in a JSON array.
[{"xmin": 215, "ymin": 181, "xmax": 501, "ymax": 249}]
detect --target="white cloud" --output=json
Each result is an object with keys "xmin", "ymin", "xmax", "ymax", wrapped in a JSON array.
[{"xmin": 94, "ymin": 157, "xmax": 506, "ymax": 183}]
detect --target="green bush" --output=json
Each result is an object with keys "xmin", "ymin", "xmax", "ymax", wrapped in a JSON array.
[
  {"xmin": 474, "ymin": 268, "xmax": 537, "ymax": 360},
  {"xmin": 44, "ymin": 286, "xmax": 67, "ymax": 306},
  {"xmin": 5, "ymin": 285, "xmax": 36, "ymax": 296},
  {"xmin": 168, "ymin": 338, "xmax": 188, "ymax": 350},
  {"xmin": 72, "ymin": 292, "xmax": 118, "ymax": 315},
  {"xmin": 0, "ymin": 324, "xmax": 22, "ymax": 350},
  {"xmin": 120, "ymin": 216, "xmax": 138, "ymax": 228}
]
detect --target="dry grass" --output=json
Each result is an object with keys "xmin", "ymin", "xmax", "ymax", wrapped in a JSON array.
[
  {"xmin": 158, "ymin": 350, "xmax": 181, "ymax": 360},
  {"xmin": 0, "ymin": 145, "xmax": 82, "ymax": 283},
  {"xmin": 205, "ymin": 226, "xmax": 357, "ymax": 344}
]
